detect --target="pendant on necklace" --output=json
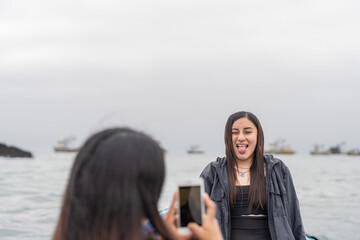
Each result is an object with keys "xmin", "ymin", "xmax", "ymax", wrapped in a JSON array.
[{"xmin": 240, "ymin": 173, "xmax": 245, "ymax": 177}]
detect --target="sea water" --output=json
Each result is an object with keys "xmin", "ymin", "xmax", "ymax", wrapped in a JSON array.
[{"xmin": 0, "ymin": 152, "xmax": 359, "ymax": 240}]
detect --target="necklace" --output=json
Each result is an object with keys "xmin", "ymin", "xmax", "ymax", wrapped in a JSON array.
[
  {"xmin": 237, "ymin": 166, "xmax": 250, "ymax": 169},
  {"xmin": 235, "ymin": 168, "xmax": 250, "ymax": 177}
]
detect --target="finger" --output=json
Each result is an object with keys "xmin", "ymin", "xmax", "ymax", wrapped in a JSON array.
[
  {"xmin": 172, "ymin": 212, "xmax": 178, "ymax": 226},
  {"xmin": 187, "ymin": 223, "xmax": 203, "ymax": 237},
  {"xmin": 167, "ymin": 191, "xmax": 178, "ymax": 216}
]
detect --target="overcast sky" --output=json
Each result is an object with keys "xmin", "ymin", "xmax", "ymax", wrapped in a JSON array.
[{"xmin": 1, "ymin": 0, "xmax": 359, "ymax": 154}]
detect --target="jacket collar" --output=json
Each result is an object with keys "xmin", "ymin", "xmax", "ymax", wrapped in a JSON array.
[
  {"xmin": 211, "ymin": 155, "xmax": 281, "ymax": 194},
  {"xmin": 264, "ymin": 154, "xmax": 281, "ymax": 169},
  {"xmin": 212, "ymin": 157, "xmax": 230, "ymax": 197}
]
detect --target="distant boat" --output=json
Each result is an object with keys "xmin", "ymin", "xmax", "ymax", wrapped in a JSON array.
[
  {"xmin": 265, "ymin": 139, "xmax": 295, "ymax": 155},
  {"xmin": 187, "ymin": 145, "xmax": 204, "ymax": 154},
  {"xmin": 347, "ymin": 149, "xmax": 360, "ymax": 156},
  {"xmin": 265, "ymin": 149, "xmax": 296, "ymax": 154},
  {"xmin": 310, "ymin": 142, "xmax": 345, "ymax": 155},
  {"xmin": 310, "ymin": 144, "xmax": 331, "ymax": 155},
  {"xmin": 54, "ymin": 136, "xmax": 80, "ymax": 153}
]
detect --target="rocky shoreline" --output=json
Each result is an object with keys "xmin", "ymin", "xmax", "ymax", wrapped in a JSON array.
[{"xmin": 0, "ymin": 143, "xmax": 33, "ymax": 158}]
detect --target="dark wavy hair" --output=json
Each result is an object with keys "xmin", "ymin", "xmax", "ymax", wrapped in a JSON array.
[
  {"xmin": 52, "ymin": 128, "xmax": 174, "ymax": 240},
  {"xmin": 224, "ymin": 111, "xmax": 266, "ymax": 210}
]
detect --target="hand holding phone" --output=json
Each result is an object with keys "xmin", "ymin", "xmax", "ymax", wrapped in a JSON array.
[
  {"xmin": 163, "ymin": 189, "xmax": 223, "ymax": 240},
  {"xmin": 188, "ymin": 193, "xmax": 224, "ymax": 240}
]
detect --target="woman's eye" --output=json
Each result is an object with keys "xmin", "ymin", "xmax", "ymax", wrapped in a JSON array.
[{"xmin": 245, "ymin": 131, "xmax": 252, "ymax": 134}]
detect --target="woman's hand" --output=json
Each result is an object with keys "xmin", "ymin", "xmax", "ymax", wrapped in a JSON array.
[
  {"xmin": 162, "ymin": 191, "xmax": 193, "ymax": 240},
  {"xmin": 188, "ymin": 193, "xmax": 223, "ymax": 240}
]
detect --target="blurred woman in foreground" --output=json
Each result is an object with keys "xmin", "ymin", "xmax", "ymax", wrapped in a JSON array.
[{"xmin": 52, "ymin": 127, "xmax": 222, "ymax": 240}]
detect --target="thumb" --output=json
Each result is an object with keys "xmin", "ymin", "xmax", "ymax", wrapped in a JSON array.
[{"xmin": 187, "ymin": 223, "xmax": 203, "ymax": 237}]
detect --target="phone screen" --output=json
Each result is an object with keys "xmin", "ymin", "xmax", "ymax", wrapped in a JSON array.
[{"xmin": 179, "ymin": 186, "xmax": 202, "ymax": 226}]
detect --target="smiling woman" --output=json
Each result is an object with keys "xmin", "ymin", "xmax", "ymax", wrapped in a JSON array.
[{"xmin": 200, "ymin": 111, "xmax": 306, "ymax": 240}]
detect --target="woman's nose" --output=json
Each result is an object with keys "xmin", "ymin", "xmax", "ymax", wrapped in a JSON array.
[{"xmin": 237, "ymin": 133, "xmax": 246, "ymax": 141}]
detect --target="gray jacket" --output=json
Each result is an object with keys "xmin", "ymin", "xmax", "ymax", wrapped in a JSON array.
[{"xmin": 200, "ymin": 155, "xmax": 306, "ymax": 240}]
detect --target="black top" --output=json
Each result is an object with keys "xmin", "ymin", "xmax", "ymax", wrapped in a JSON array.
[
  {"xmin": 230, "ymin": 185, "xmax": 267, "ymax": 217},
  {"xmin": 200, "ymin": 155, "xmax": 306, "ymax": 240}
]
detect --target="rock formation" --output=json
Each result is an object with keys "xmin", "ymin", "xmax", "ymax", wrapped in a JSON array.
[{"xmin": 0, "ymin": 143, "xmax": 33, "ymax": 158}]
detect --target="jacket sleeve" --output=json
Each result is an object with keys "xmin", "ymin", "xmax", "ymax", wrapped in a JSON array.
[
  {"xmin": 200, "ymin": 163, "xmax": 214, "ymax": 196},
  {"xmin": 282, "ymin": 164, "xmax": 306, "ymax": 240}
]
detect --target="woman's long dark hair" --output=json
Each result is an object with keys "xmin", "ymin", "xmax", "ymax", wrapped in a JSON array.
[
  {"xmin": 224, "ymin": 111, "xmax": 266, "ymax": 210},
  {"xmin": 52, "ymin": 128, "xmax": 174, "ymax": 240}
]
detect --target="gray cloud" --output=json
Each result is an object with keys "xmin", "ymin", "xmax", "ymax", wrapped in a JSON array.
[{"xmin": 1, "ymin": 0, "xmax": 359, "ymax": 154}]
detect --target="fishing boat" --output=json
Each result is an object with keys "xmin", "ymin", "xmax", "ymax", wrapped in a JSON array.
[
  {"xmin": 347, "ymin": 149, "xmax": 360, "ymax": 156},
  {"xmin": 310, "ymin": 142, "xmax": 345, "ymax": 155},
  {"xmin": 310, "ymin": 144, "xmax": 331, "ymax": 155},
  {"xmin": 265, "ymin": 139, "xmax": 295, "ymax": 155},
  {"xmin": 187, "ymin": 145, "xmax": 204, "ymax": 154},
  {"xmin": 53, "ymin": 136, "xmax": 80, "ymax": 152}
]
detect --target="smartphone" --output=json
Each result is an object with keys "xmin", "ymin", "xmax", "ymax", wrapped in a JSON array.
[{"xmin": 177, "ymin": 179, "xmax": 205, "ymax": 234}]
